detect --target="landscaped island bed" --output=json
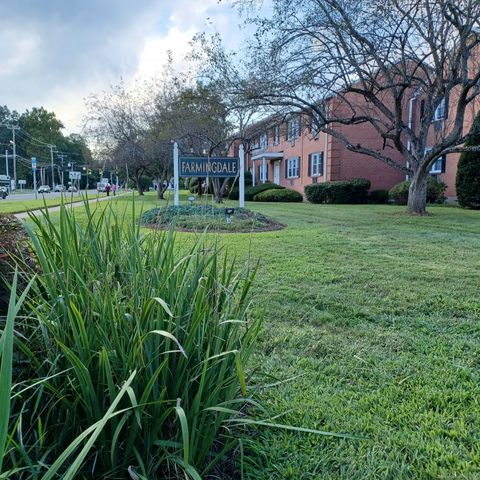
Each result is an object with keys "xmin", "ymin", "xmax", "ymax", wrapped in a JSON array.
[{"xmin": 140, "ymin": 204, "xmax": 285, "ymax": 232}]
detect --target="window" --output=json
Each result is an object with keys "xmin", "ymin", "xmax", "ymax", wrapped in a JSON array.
[
  {"xmin": 259, "ymin": 163, "xmax": 268, "ymax": 182},
  {"xmin": 259, "ymin": 133, "xmax": 268, "ymax": 150},
  {"xmin": 287, "ymin": 116, "xmax": 301, "ymax": 141},
  {"xmin": 310, "ymin": 152, "xmax": 324, "ymax": 176},
  {"xmin": 430, "ymin": 156, "xmax": 445, "ymax": 174},
  {"xmin": 273, "ymin": 125, "xmax": 280, "ymax": 145},
  {"xmin": 433, "ymin": 97, "xmax": 446, "ymax": 121},
  {"xmin": 286, "ymin": 157, "xmax": 300, "ymax": 178}
]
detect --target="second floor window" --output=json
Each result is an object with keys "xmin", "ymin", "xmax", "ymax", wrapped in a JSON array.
[
  {"xmin": 287, "ymin": 116, "xmax": 301, "ymax": 141},
  {"xmin": 273, "ymin": 125, "xmax": 280, "ymax": 145},
  {"xmin": 259, "ymin": 133, "xmax": 268, "ymax": 150},
  {"xmin": 433, "ymin": 97, "xmax": 447, "ymax": 121}
]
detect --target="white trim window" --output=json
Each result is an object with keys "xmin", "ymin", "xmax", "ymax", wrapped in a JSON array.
[
  {"xmin": 286, "ymin": 157, "xmax": 300, "ymax": 178},
  {"xmin": 259, "ymin": 132, "xmax": 268, "ymax": 150},
  {"xmin": 287, "ymin": 116, "xmax": 301, "ymax": 141},
  {"xmin": 310, "ymin": 152, "xmax": 324, "ymax": 176},
  {"xmin": 433, "ymin": 97, "xmax": 446, "ymax": 121},
  {"xmin": 259, "ymin": 163, "xmax": 268, "ymax": 182},
  {"xmin": 273, "ymin": 125, "xmax": 280, "ymax": 145},
  {"xmin": 426, "ymin": 147, "xmax": 445, "ymax": 174}
]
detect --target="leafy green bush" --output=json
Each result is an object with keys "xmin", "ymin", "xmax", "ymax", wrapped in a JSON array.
[
  {"xmin": 389, "ymin": 178, "xmax": 447, "ymax": 205},
  {"xmin": 253, "ymin": 188, "xmax": 303, "ymax": 202},
  {"xmin": 3, "ymin": 203, "xmax": 260, "ymax": 479},
  {"xmin": 225, "ymin": 171, "xmax": 253, "ymax": 199},
  {"xmin": 368, "ymin": 189, "xmax": 389, "ymax": 204},
  {"xmin": 305, "ymin": 178, "xmax": 371, "ymax": 204},
  {"xmin": 456, "ymin": 113, "xmax": 480, "ymax": 209},
  {"xmin": 245, "ymin": 182, "xmax": 284, "ymax": 201}
]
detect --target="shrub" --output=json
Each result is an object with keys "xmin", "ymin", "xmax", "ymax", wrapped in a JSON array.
[
  {"xmin": 245, "ymin": 182, "xmax": 284, "ymax": 201},
  {"xmin": 3, "ymin": 203, "xmax": 260, "ymax": 479},
  {"xmin": 389, "ymin": 177, "xmax": 447, "ymax": 205},
  {"xmin": 253, "ymin": 188, "xmax": 303, "ymax": 202},
  {"xmin": 368, "ymin": 189, "xmax": 389, "ymax": 204},
  {"xmin": 456, "ymin": 113, "xmax": 480, "ymax": 209},
  {"xmin": 0, "ymin": 215, "xmax": 36, "ymax": 316},
  {"xmin": 305, "ymin": 178, "xmax": 371, "ymax": 204}
]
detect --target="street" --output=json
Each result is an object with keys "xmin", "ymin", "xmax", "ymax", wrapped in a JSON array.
[{"xmin": 0, "ymin": 189, "xmax": 103, "ymax": 202}]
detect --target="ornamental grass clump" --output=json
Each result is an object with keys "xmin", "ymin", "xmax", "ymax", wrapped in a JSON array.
[{"xmin": 2, "ymin": 201, "xmax": 260, "ymax": 479}]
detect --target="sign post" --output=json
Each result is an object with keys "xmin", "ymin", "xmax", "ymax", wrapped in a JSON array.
[
  {"xmin": 32, "ymin": 157, "xmax": 37, "ymax": 199},
  {"xmin": 239, "ymin": 144, "xmax": 245, "ymax": 208},
  {"xmin": 173, "ymin": 142, "xmax": 179, "ymax": 207}
]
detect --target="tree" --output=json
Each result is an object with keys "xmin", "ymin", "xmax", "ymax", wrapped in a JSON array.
[
  {"xmin": 202, "ymin": 0, "xmax": 480, "ymax": 214},
  {"xmin": 456, "ymin": 113, "xmax": 480, "ymax": 208}
]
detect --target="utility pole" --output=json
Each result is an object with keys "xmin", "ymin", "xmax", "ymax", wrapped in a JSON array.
[
  {"xmin": 11, "ymin": 125, "xmax": 18, "ymax": 191},
  {"xmin": 4, "ymin": 150, "xmax": 9, "ymax": 179},
  {"xmin": 48, "ymin": 144, "xmax": 56, "ymax": 189},
  {"xmin": 58, "ymin": 153, "xmax": 67, "ymax": 186}
]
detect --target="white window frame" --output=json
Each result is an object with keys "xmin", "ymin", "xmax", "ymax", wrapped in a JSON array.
[
  {"xmin": 259, "ymin": 163, "xmax": 268, "ymax": 182},
  {"xmin": 273, "ymin": 125, "xmax": 280, "ymax": 145},
  {"xmin": 433, "ymin": 97, "xmax": 446, "ymax": 121},
  {"xmin": 287, "ymin": 116, "xmax": 301, "ymax": 141},
  {"xmin": 287, "ymin": 157, "xmax": 300, "ymax": 179},
  {"xmin": 426, "ymin": 147, "xmax": 444, "ymax": 174},
  {"xmin": 311, "ymin": 152, "xmax": 324, "ymax": 176},
  {"xmin": 259, "ymin": 132, "xmax": 268, "ymax": 150}
]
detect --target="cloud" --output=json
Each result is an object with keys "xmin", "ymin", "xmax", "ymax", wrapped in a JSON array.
[{"xmin": 0, "ymin": 0, "xmax": 249, "ymax": 133}]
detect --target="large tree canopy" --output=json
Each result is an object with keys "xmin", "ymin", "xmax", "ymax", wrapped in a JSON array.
[{"xmin": 200, "ymin": 0, "xmax": 480, "ymax": 213}]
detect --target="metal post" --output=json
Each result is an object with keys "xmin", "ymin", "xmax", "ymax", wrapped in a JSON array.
[
  {"xmin": 49, "ymin": 144, "xmax": 55, "ymax": 189},
  {"xmin": 239, "ymin": 144, "xmax": 245, "ymax": 208},
  {"xmin": 252, "ymin": 159, "xmax": 255, "ymax": 186},
  {"xmin": 262, "ymin": 156, "xmax": 266, "ymax": 184},
  {"xmin": 5, "ymin": 150, "xmax": 8, "ymax": 179},
  {"xmin": 12, "ymin": 126, "xmax": 17, "ymax": 191},
  {"xmin": 173, "ymin": 142, "xmax": 179, "ymax": 207},
  {"xmin": 33, "ymin": 170, "xmax": 37, "ymax": 200}
]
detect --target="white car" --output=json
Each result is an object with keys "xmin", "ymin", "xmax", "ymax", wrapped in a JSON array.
[
  {"xmin": 67, "ymin": 185, "xmax": 78, "ymax": 192},
  {"xmin": 38, "ymin": 185, "xmax": 51, "ymax": 194},
  {"xmin": 0, "ymin": 186, "xmax": 8, "ymax": 199},
  {"xmin": 54, "ymin": 184, "xmax": 66, "ymax": 192}
]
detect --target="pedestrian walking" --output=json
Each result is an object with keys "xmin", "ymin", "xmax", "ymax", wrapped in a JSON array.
[
  {"xmin": 112, "ymin": 183, "xmax": 117, "ymax": 196},
  {"xmin": 105, "ymin": 184, "xmax": 111, "ymax": 196}
]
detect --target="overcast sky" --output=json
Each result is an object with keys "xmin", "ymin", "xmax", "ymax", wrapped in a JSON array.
[{"xmin": 0, "ymin": 0, "xmax": 257, "ymax": 133}]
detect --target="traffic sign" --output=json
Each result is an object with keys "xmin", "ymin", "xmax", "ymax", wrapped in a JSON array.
[
  {"xmin": 31, "ymin": 157, "xmax": 37, "ymax": 170},
  {"xmin": 18, "ymin": 179, "xmax": 26, "ymax": 185},
  {"xmin": 69, "ymin": 171, "xmax": 81, "ymax": 180}
]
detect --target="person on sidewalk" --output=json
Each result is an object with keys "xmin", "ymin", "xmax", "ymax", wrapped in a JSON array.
[
  {"xmin": 105, "ymin": 184, "xmax": 111, "ymax": 196},
  {"xmin": 112, "ymin": 183, "xmax": 117, "ymax": 196}
]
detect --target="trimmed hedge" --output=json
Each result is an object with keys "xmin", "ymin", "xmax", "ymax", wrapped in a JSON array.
[
  {"xmin": 253, "ymin": 188, "xmax": 303, "ymax": 202},
  {"xmin": 305, "ymin": 178, "xmax": 371, "ymax": 204},
  {"xmin": 245, "ymin": 182, "xmax": 284, "ymax": 201},
  {"xmin": 389, "ymin": 177, "xmax": 447, "ymax": 205},
  {"xmin": 368, "ymin": 189, "xmax": 389, "ymax": 204}
]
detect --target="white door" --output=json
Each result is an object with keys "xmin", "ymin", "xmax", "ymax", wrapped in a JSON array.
[{"xmin": 274, "ymin": 162, "xmax": 280, "ymax": 185}]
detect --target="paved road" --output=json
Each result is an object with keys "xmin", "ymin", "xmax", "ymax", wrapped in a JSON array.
[{"xmin": 1, "ymin": 189, "xmax": 100, "ymax": 202}]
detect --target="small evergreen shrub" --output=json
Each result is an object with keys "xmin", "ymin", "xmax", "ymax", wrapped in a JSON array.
[
  {"xmin": 253, "ymin": 188, "xmax": 303, "ymax": 202},
  {"xmin": 245, "ymin": 182, "xmax": 284, "ymax": 201},
  {"xmin": 389, "ymin": 177, "xmax": 447, "ymax": 205},
  {"xmin": 368, "ymin": 189, "xmax": 389, "ymax": 204},
  {"xmin": 456, "ymin": 113, "xmax": 480, "ymax": 209},
  {"xmin": 305, "ymin": 178, "xmax": 371, "ymax": 204}
]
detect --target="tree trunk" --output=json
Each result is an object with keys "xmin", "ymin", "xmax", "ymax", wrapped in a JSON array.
[
  {"xmin": 156, "ymin": 178, "xmax": 168, "ymax": 200},
  {"xmin": 407, "ymin": 170, "xmax": 428, "ymax": 214},
  {"xmin": 135, "ymin": 178, "xmax": 144, "ymax": 196}
]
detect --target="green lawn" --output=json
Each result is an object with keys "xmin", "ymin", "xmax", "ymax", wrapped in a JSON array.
[
  {"xmin": 49, "ymin": 193, "xmax": 480, "ymax": 479},
  {"xmin": 0, "ymin": 192, "xmax": 105, "ymax": 214}
]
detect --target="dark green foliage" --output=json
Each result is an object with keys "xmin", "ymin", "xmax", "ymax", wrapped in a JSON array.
[
  {"xmin": 389, "ymin": 178, "xmax": 447, "ymax": 205},
  {"xmin": 456, "ymin": 114, "xmax": 480, "ymax": 208},
  {"xmin": 305, "ymin": 178, "xmax": 371, "ymax": 204},
  {"xmin": 225, "ymin": 171, "xmax": 253, "ymax": 199},
  {"xmin": 253, "ymin": 188, "xmax": 303, "ymax": 202},
  {"xmin": 0, "ymin": 215, "xmax": 35, "ymax": 315},
  {"xmin": 245, "ymin": 182, "xmax": 284, "ymax": 201},
  {"xmin": 368, "ymin": 189, "xmax": 389, "ymax": 204}
]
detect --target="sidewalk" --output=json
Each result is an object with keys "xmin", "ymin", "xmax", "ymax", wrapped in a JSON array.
[{"xmin": 14, "ymin": 193, "xmax": 122, "ymax": 220}]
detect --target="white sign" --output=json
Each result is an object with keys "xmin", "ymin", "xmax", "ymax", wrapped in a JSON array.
[
  {"xmin": 32, "ymin": 157, "xmax": 37, "ymax": 170},
  {"xmin": 18, "ymin": 179, "xmax": 26, "ymax": 185},
  {"xmin": 69, "ymin": 171, "xmax": 81, "ymax": 180}
]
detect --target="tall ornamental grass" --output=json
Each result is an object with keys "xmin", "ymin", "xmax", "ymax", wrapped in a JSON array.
[{"xmin": 2, "ymin": 201, "xmax": 260, "ymax": 479}]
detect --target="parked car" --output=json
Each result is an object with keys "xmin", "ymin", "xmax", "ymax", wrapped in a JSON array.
[
  {"xmin": 38, "ymin": 185, "xmax": 51, "ymax": 194},
  {"xmin": 0, "ymin": 186, "xmax": 8, "ymax": 199},
  {"xmin": 54, "ymin": 184, "xmax": 66, "ymax": 192},
  {"xmin": 67, "ymin": 185, "xmax": 78, "ymax": 192}
]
